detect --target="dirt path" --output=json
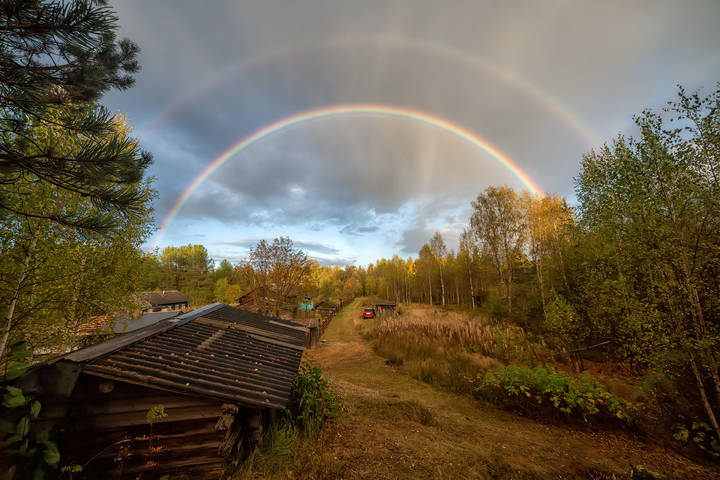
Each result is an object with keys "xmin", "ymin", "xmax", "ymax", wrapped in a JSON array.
[{"xmin": 306, "ymin": 301, "xmax": 717, "ymax": 479}]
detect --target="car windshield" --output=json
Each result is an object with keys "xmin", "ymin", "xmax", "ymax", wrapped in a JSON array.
[{"xmin": 364, "ymin": 308, "xmax": 373, "ymax": 312}]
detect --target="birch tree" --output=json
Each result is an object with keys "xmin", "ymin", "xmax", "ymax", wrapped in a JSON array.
[{"xmin": 470, "ymin": 186, "xmax": 526, "ymax": 313}]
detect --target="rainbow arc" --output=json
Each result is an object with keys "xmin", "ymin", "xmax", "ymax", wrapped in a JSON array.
[{"xmin": 152, "ymin": 104, "xmax": 544, "ymax": 247}]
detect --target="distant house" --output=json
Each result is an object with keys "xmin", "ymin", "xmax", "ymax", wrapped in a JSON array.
[
  {"xmin": 237, "ymin": 287, "xmax": 265, "ymax": 311},
  {"xmin": 374, "ymin": 300, "xmax": 397, "ymax": 316},
  {"xmin": 142, "ymin": 290, "xmax": 189, "ymax": 312},
  {"xmin": 313, "ymin": 300, "xmax": 338, "ymax": 317},
  {"xmin": 237, "ymin": 287, "xmax": 303, "ymax": 319},
  {"xmin": 14, "ymin": 303, "xmax": 307, "ymax": 479}
]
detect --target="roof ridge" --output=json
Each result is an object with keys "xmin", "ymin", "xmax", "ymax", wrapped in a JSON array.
[{"xmin": 62, "ymin": 303, "xmax": 226, "ymax": 364}]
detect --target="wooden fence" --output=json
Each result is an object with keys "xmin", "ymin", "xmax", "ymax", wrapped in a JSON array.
[{"xmin": 305, "ymin": 298, "xmax": 353, "ymax": 348}]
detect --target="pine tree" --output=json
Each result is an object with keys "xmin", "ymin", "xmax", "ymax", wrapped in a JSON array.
[{"xmin": 0, "ymin": 0, "xmax": 151, "ymax": 232}]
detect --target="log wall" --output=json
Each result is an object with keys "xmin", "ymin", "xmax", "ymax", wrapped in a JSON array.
[{"xmin": 38, "ymin": 374, "xmax": 258, "ymax": 479}]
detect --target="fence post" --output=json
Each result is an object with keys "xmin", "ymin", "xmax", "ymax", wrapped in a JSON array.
[{"xmin": 307, "ymin": 318, "xmax": 319, "ymax": 348}]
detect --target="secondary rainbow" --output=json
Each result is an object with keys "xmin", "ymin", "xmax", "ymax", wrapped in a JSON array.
[
  {"xmin": 137, "ymin": 35, "xmax": 599, "ymax": 147},
  {"xmin": 152, "ymin": 104, "xmax": 544, "ymax": 246}
]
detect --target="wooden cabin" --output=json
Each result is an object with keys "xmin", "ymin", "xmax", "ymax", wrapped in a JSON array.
[
  {"xmin": 313, "ymin": 301, "xmax": 338, "ymax": 318},
  {"xmin": 16, "ymin": 304, "xmax": 307, "ymax": 479},
  {"xmin": 374, "ymin": 300, "xmax": 397, "ymax": 316},
  {"xmin": 141, "ymin": 290, "xmax": 189, "ymax": 312}
]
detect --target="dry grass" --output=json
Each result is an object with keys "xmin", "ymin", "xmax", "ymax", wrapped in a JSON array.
[
  {"xmin": 364, "ymin": 305, "xmax": 551, "ymax": 394},
  {"xmin": 373, "ymin": 306, "xmax": 544, "ymax": 363}
]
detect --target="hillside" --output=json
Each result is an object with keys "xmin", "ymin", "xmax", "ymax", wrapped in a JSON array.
[{"xmin": 238, "ymin": 301, "xmax": 719, "ymax": 479}]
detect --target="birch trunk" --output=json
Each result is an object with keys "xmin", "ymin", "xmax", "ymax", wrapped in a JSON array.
[
  {"xmin": 439, "ymin": 262, "xmax": 445, "ymax": 306},
  {"xmin": 468, "ymin": 270, "xmax": 476, "ymax": 311},
  {"xmin": 0, "ymin": 232, "xmax": 39, "ymax": 363},
  {"xmin": 690, "ymin": 355, "xmax": 720, "ymax": 440}
]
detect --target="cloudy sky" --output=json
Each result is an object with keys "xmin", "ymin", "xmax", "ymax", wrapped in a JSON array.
[{"xmin": 102, "ymin": 0, "xmax": 720, "ymax": 266}]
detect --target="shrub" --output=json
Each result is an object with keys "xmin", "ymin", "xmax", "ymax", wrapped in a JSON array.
[
  {"xmin": 1, "ymin": 341, "xmax": 61, "ymax": 480},
  {"xmin": 672, "ymin": 419, "xmax": 720, "ymax": 460},
  {"xmin": 285, "ymin": 360, "xmax": 339, "ymax": 432},
  {"xmin": 474, "ymin": 365, "xmax": 635, "ymax": 428}
]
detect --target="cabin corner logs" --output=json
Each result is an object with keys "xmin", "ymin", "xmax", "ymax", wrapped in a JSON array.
[{"xmin": 4, "ymin": 304, "xmax": 314, "ymax": 479}]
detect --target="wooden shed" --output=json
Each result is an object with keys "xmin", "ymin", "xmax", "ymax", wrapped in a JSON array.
[
  {"xmin": 374, "ymin": 300, "xmax": 397, "ymax": 316},
  {"xmin": 313, "ymin": 301, "xmax": 338, "ymax": 318},
  {"xmin": 15, "ymin": 303, "xmax": 306, "ymax": 479}
]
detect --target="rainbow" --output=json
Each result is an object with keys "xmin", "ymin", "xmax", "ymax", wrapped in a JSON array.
[
  {"xmin": 136, "ymin": 35, "xmax": 599, "ymax": 147},
  {"xmin": 152, "ymin": 104, "xmax": 544, "ymax": 247}
]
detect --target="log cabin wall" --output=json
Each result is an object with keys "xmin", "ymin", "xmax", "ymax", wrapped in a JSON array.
[{"xmin": 40, "ymin": 374, "xmax": 251, "ymax": 479}]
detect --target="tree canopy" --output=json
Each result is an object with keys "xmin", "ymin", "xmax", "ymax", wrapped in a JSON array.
[{"xmin": 0, "ymin": 0, "xmax": 152, "ymax": 232}]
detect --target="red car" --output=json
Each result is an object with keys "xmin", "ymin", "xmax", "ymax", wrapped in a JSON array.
[{"xmin": 362, "ymin": 307, "xmax": 376, "ymax": 319}]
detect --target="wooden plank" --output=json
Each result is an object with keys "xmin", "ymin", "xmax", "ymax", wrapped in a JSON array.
[{"xmin": 75, "ymin": 405, "xmax": 222, "ymax": 429}]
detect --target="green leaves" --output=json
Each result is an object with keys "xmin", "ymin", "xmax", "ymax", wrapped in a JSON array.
[
  {"xmin": 1, "ymin": 383, "xmax": 60, "ymax": 477},
  {"xmin": 42, "ymin": 442, "xmax": 60, "ymax": 467},
  {"xmin": 3, "ymin": 386, "xmax": 28, "ymax": 408},
  {"xmin": 5, "ymin": 340, "xmax": 32, "ymax": 380},
  {"xmin": 475, "ymin": 365, "xmax": 635, "ymax": 428},
  {"xmin": 30, "ymin": 401, "xmax": 42, "ymax": 419},
  {"xmin": 286, "ymin": 360, "xmax": 339, "ymax": 432},
  {"xmin": 146, "ymin": 404, "xmax": 168, "ymax": 424}
]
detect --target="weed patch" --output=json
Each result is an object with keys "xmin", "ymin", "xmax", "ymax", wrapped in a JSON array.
[
  {"xmin": 475, "ymin": 365, "xmax": 636, "ymax": 428},
  {"xmin": 285, "ymin": 359, "xmax": 339, "ymax": 433},
  {"xmin": 371, "ymin": 308, "xmax": 546, "ymax": 365}
]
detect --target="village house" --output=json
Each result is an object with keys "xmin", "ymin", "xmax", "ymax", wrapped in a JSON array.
[
  {"xmin": 141, "ymin": 290, "xmax": 190, "ymax": 312},
  {"xmin": 14, "ymin": 303, "xmax": 308, "ymax": 479}
]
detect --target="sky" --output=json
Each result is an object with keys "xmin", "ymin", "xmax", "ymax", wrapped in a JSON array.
[{"xmin": 102, "ymin": 0, "xmax": 720, "ymax": 266}]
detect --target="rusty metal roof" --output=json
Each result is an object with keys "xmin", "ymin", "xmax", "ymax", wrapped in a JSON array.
[{"xmin": 24, "ymin": 304, "xmax": 305, "ymax": 410}]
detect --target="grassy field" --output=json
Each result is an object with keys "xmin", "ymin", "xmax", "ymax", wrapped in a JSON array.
[{"xmin": 238, "ymin": 300, "xmax": 719, "ymax": 479}]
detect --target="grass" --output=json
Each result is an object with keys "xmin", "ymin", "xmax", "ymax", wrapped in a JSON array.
[{"xmin": 235, "ymin": 301, "xmax": 719, "ymax": 479}]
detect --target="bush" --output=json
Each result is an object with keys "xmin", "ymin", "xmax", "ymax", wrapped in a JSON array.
[
  {"xmin": 285, "ymin": 360, "xmax": 339, "ymax": 432},
  {"xmin": 672, "ymin": 419, "xmax": 720, "ymax": 460},
  {"xmin": 474, "ymin": 365, "xmax": 635, "ymax": 428}
]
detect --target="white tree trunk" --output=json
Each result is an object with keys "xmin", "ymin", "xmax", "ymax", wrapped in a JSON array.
[{"xmin": 0, "ymin": 232, "xmax": 39, "ymax": 363}]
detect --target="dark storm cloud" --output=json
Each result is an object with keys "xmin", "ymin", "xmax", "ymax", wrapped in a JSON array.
[{"xmin": 101, "ymin": 1, "xmax": 720, "ymax": 262}]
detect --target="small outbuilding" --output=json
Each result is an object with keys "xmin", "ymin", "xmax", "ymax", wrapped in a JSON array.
[
  {"xmin": 14, "ymin": 304, "xmax": 307, "ymax": 479},
  {"xmin": 374, "ymin": 300, "xmax": 397, "ymax": 316},
  {"xmin": 141, "ymin": 290, "xmax": 189, "ymax": 312},
  {"xmin": 313, "ymin": 300, "xmax": 338, "ymax": 317}
]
